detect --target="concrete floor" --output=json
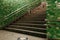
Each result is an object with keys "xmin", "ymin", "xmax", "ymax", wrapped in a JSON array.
[{"xmin": 0, "ymin": 30, "xmax": 46, "ymax": 40}]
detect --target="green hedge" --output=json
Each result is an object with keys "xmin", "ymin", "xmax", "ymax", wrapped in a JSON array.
[
  {"xmin": 46, "ymin": 0, "xmax": 60, "ymax": 39},
  {"xmin": 0, "ymin": 0, "xmax": 41, "ymax": 29}
]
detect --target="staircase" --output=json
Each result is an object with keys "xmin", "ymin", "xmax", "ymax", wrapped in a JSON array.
[{"xmin": 4, "ymin": 10, "xmax": 46, "ymax": 38}]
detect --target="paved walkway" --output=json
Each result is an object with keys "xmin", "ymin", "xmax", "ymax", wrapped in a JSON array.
[{"xmin": 0, "ymin": 30, "xmax": 46, "ymax": 40}]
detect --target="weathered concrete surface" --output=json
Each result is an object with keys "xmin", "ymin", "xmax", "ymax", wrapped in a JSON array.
[{"xmin": 0, "ymin": 30, "xmax": 46, "ymax": 40}]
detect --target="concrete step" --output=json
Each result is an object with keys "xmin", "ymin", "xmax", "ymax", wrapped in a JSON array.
[
  {"xmin": 4, "ymin": 27, "xmax": 46, "ymax": 38},
  {"xmin": 12, "ymin": 23, "xmax": 46, "ymax": 25},
  {"xmin": 11, "ymin": 23, "xmax": 46, "ymax": 28},
  {"xmin": 12, "ymin": 23, "xmax": 46, "ymax": 27},
  {"xmin": 8, "ymin": 25, "xmax": 46, "ymax": 33},
  {"xmin": 16, "ymin": 21, "xmax": 46, "ymax": 24}
]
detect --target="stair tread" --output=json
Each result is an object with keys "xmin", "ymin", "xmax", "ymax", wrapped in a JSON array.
[
  {"xmin": 17, "ymin": 21, "xmax": 46, "ymax": 22},
  {"xmin": 7, "ymin": 25, "xmax": 46, "ymax": 33},
  {"xmin": 10, "ymin": 24, "xmax": 46, "ymax": 28},
  {"xmin": 12, "ymin": 23, "xmax": 46, "ymax": 26},
  {"xmin": 5, "ymin": 27, "xmax": 46, "ymax": 35},
  {"xmin": 9, "ymin": 25, "xmax": 46, "ymax": 30},
  {"xmin": 17, "ymin": 21, "xmax": 46, "ymax": 24}
]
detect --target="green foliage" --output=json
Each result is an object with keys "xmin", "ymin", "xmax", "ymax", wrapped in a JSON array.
[
  {"xmin": 47, "ymin": 0, "xmax": 60, "ymax": 39},
  {"xmin": 0, "ymin": 0, "xmax": 41, "ymax": 28}
]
